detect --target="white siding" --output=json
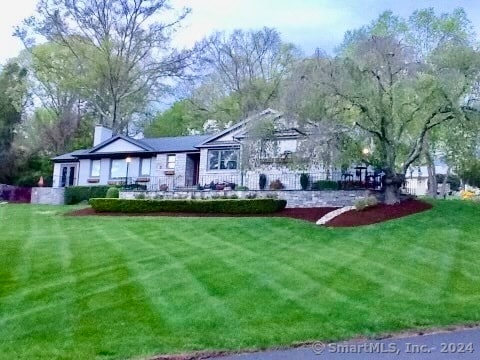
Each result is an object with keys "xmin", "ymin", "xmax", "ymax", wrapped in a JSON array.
[
  {"xmin": 94, "ymin": 139, "xmax": 144, "ymax": 153},
  {"xmin": 52, "ymin": 163, "xmax": 62, "ymax": 188},
  {"xmin": 77, "ymin": 159, "xmax": 92, "ymax": 186}
]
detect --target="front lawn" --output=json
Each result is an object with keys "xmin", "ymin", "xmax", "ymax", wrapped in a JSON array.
[{"xmin": 1, "ymin": 201, "xmax": 479, "ymax": 359}]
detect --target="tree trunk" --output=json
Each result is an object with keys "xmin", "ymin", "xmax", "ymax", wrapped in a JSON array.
[
  {"xmin": 425, "ymin": 149, "xmax": 437, "ymax": 198},
  {"xmin": 440, "ymin": 166, "xmax": 451, "ymax": 199},
  {"xmin": 383, "ymin": 173, "xmax": 404, "ymax": 205}
]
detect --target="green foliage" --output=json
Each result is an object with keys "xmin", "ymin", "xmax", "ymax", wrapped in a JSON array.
[
  {"xmin": 106, "ymin": 187, "xmax": 120, "ymax": 198},
  {"xmin": 0, "ymin": 62, "xmax": 28, "ymax": 183},
  {"xmin": 311, "ymin": 180, "xmax": 339, "ymax": 191},
  {"xmin": 236, "ymin": 186, "xmax": 249, "ymax": 191},
  {"xmin": 300, "ymin": 173, "xmax": 310, "ymax": 190},
  {"xmin": 89, "ymin": 198, "xmax": 287, "ymax": 214},
  {"xmin": 144, "ymin": 100, "xmax": 207, "ymax": 137},
  {"xmin": 12, "ymin": 154, "xmax": 53, "ymax": 187},
  {"xmin": 64, "ymin": 186, "xmax": 111, "ymax": 205},
  {"xmin": 259, "ymin": 174, "xmax": 267, "ymax": 190},
  {"xmin": 458, "ymin": 159, "xmax": 480, "ymax": 188},
  {"xmin": 355, "ymin": 196, "xmax": 379, "ymax": 211},
  {"xmin": 436, "ymin": 174, "xmax": 461, "ymax": 191}
]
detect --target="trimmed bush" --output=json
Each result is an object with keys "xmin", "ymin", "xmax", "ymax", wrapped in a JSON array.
[
  {"xmin": 106, "ymin": 187, "xmax": 120, "ymax": 198},
  {"xmin": 64, "ymin": 186, "xmax": 111, "ymax": 205},
  {"xmin": 259, "ymin": 174, "xmax": 267, "ymax": 190},
  {"xmin": 300, "ymin": 173, "xmax": 310, "ymax": 190},
  {"xmin": 311, "ymin": 180, "xmax": 339, "ymax": 191},
  {"xmin": 89, "ymin": 198, "xmax": 287, "ymax": 214}
]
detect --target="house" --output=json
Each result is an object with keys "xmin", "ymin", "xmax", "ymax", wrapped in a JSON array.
[
  {"xmin": 52, "ymin": 109, "xmax": 342, "ymax": 190},
  {"xmin": 403, "ymin": 162, "xmax": 452, "ymax": 196}
]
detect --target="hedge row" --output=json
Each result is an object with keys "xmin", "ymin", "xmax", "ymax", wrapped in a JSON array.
[
  {"xmin": 65, "ymin": 186, "xmax": 111, "ymax": 205},
  {"xmin": 89, "ymin": 198, "xmax": 287, "ymax": 214}
]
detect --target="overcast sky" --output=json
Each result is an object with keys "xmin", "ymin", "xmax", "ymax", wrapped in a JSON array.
[{"xmin": 1, "ymin": 0, "xmax": 479, "ymax": 64}]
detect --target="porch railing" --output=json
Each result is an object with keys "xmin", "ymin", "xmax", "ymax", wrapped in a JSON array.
[{"xmin": 118, "ymin": 171, "xmax": 383, "ymax": 191}]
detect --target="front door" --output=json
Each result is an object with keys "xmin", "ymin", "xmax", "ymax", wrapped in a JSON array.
[{"xmin": 60, "ymin": 165, "xmax": 77, "ymax": 187}]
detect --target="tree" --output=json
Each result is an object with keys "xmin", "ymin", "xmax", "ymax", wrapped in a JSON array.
[
  {"xmin": 183, "ymin": 27, "xmax": 300, "ymax": 127},
  {"xmin": 17, "ymin": 42, "xmax": 88, "ymax": 155},
  {"xmin": 0, "ymin": 63, "xmax": 28, "ymax": 183},
  {"xmin": 288, "ymin": 32, "xmax": 480, "ymax": 204},
  {"xmin": 144, "ymin": 100, "xmax": 206, "ymax": 137},
  {"xmin": 338, "ymin": 8, "xmax": 478, "ymax": 198},
  {"xmin": 16, "ymin": 0, "xmax": 194, "ymax": 133}
]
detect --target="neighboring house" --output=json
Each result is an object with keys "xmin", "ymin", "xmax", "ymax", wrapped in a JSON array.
[
  {"xmin": 403, "ymin": 162, "xmax": 452, "ymax": 196},
  {"xmin": 52, "ymin": 109, "xmax": 340, "ymax": 190}
]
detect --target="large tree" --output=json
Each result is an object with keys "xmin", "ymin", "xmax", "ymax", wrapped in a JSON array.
[
  {"xmin": 337, "ymin": 8, "xmax": 478, "ymax": 198},
  {"xmin": 186, "ymin": 28, "xmax": 300, "ymax": 125},
  {"xmin": 287, "ymin": 25, "xmax": 480, "ymax": 204},
  {"xmin": 16, "ymin": 0, "xmax": 194, "ymax": 133},
  {"xmin": 0, "ymin": 63, "xmax": 28, "ymax": 183}
]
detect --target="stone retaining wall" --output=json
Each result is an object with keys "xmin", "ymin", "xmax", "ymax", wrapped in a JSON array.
[
  {"xmin": 30, "ymin": 187, "xmax": 65, "ymax": 205},
  {"xmin": 120, "ymin": 190, "xmax": 366, "ymax": 208}
]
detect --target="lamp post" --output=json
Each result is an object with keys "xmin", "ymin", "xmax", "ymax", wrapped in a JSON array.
[{"xmin": 125, "ymin": 157, "xmax": 132, "ymax": 187}]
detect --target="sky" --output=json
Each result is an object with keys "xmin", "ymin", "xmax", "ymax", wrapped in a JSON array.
[{"xmin": 1, "ymin": 0, "xmax": 479, "ymax": 64}]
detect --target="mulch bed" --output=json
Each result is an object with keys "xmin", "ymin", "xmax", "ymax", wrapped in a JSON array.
[
  {"xmin": 66, "ymin": 199, "xmax": 432, "ymax": 227},
  {"xmin": 66, "ymin": 206, "xmax": 338, "ymax": 223},
  {"xmin": 326, "ymin": 198, "xmax": 433, "ymax": 227}
]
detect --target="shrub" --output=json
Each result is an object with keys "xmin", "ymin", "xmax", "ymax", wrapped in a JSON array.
[
  {"xmin": 106, "ymin": 187, "xmax": 120, "ymax": 198},
  {"xmin": 311, "ymin": 180, "xmax": 339, "ymax": 191},
  {"xmin": 354, "ymin": 196, "xmax": 379, "ymax": 211},
  {"xmin": 159, "ymin": 184, "xmax": 169, "ymax": 191},
  {"xmin": 300, "ymin": 173, "xmax": 310, "ymax": 190},
  {"xmin": 259, "ymin": 174, "xmax": 267, "ymax": 190},
  {"xmin": 89, "ymin": 198, "xmax": 287, "ymax": 214},
  {"xmin": 134, "ymin": 193, "xmax": 146, "ymax": 199},
  {"xmin": 236, "ymin": 186, "xmax": 249, "ymax": 191},
  {"xmin": 269, "ymin": 179, "xmax": 284, "ymax": 190},
  {"xmin": 64, "ymin": 186, "xmax": 111, "ymax": 205}
]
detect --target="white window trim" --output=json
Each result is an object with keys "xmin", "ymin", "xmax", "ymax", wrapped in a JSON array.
[
  {"xmin": 90, "ymin": 159, "xmax": 101, "ymax": 177},
  {"xmin": 140, "ymin": 158, "xmax": 152, "ymax": 176},
  {"xmin": 207, "ymin": 148, "xmax": 239, "ymax": 171},
  {"xmin": 166, "ymin": 154, "xmax": 176, "ymax": 169}
]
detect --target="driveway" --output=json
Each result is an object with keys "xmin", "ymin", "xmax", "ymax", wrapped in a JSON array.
[{"xmin": 213, "ymin": 328, "xmax": 479, "ymax": 360}]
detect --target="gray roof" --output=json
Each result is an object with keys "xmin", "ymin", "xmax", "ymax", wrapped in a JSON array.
[
  {"xmin": 138, "ymin": 135, "xmax": 211, "ymax": 152},
  {"xmin": 52, "ymin": 149, "xmax": 88, "ymax": 161},
  {"xmin": 53, "ymin": 134, "xmax": 218, "ymax": 162}
]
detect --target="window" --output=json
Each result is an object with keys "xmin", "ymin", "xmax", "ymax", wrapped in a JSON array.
[
  {"xmin": 90, "ymin": 160, "xmax": 100, "ymax": 177},
  {"xmin": 167, "ymin": 154, "xmax": 176, "ymax": 169},
  {"xmin": 140, "ymin": 158, "xmax": 151, "ymax": 176},
  {"xmin": 208, "ymin": 149, "xmax": 238, "ymax": 170},
  {"xmin": 110, "ymin": 159, "xmax": 128, "ymax": 179}
]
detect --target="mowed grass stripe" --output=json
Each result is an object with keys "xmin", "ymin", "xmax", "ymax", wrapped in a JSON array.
[{"xmin": 1, "ymin": 201, "xmax": 480, "ymax": 358}]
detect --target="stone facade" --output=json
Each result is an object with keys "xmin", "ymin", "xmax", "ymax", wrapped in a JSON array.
[
  {"xmin": 120, "ymin": 189, "xmax": 366, "ymax": 208},
  {"xmin": 30, "ymin": 187, "xmax": 65, "ymax": 205}
]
